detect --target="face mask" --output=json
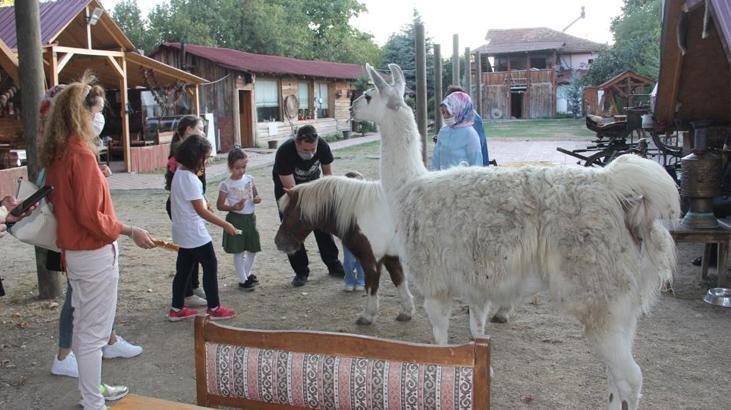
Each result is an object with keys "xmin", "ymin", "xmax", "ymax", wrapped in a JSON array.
[
  {"xmin": 92, "ymin": 112, "xmax": 105, "ymax": 136},
  {"xmin": 443, "ymin": 117, "xmax": 456, "ymax": 127},
  {"xmin": 297, "ymin": 150, "xmax": 316, "ymax": 160}
]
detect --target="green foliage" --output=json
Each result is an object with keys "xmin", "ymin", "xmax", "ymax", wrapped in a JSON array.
[
  {"xmin": 582, "ymin": 0, "xmax": 661, "ymax": 86},
  {"xmin": 566, "ymin": 76, "xmax": 583, "ymax": 116},
  {"xmin": 110, "ymin": 0, "xmax": 381, "ymax": 65}
]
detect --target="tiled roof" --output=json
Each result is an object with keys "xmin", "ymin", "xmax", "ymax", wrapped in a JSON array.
[
  {"xmin": 0, "ymin": 0, "xmax": 90, "ymax": 49},
  {"xmin": 474, "ymin": 27, "xmax": 605, "ymax": 55},
  {"xmin": 158, "ymin": 42, "xmax": 365, "ymax": 80}
]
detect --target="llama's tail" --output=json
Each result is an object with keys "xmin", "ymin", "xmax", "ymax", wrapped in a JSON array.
[{"xmin": 604, "ymin": 154, "xmax": 680, "ymax": 309}]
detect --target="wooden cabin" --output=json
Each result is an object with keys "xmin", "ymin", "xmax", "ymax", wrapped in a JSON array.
[
  {"xmin": 149, "ymin": 42, "xmax": 364, "ymax": 151},
  {"xmin": 654, "ymin": 0, "xmax": 730, "ymax": 127},
  {"xmin": 0, "ymin": 0, "xmax": 206, "ymax": 193},
  {"xmin": 473, "ymin": 27, "xmax": 603, "ymax": 119}
]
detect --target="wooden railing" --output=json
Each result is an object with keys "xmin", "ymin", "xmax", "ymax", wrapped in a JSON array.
[{"xmin": 483, "ymin": 68, "xmax": 555, "ymax": 86}]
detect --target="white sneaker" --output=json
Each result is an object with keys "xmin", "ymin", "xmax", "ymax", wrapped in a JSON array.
[
  {"xmin": 355, "ymin": 284, "xmax": 365, "ymax": 291},
  {"xmin": 344, "ymin": 284, "xmax": 355, "ymax": 292},
  {"xmin": 51, "ymin": 352, "xmax": 79, "ymax": 378},
  {"xmin": 185, "ymin": 294, "xmax": 208, "ymax": 307},
  {"xmin": 192, "ymin": 287, "xmax": 206, "ymax": 299},
  {"xmin": 102, "ymin": 336, "xmax": 143, "ymax": 359}
]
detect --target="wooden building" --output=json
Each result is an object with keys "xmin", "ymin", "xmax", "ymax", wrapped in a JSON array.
[
  {"xmin": 582, "ymin": 70, "xmax": 654, "ymax": 116},
  {"xmin": 149, "ymin": 42, "xmax": 364, "ymax": 151},
  {"xmin": 655, "ymin": 0, "xmax": 730, "ymax": 126},
  {"xmin": 0, "ymin": 0, "xmax": 206, "ymax": 192},
  {"xmin": 472, "ymin": 27, "xmax": 603, "ymax": 119}
]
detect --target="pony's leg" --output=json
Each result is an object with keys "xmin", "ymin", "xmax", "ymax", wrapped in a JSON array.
[
  {"xmin": 423, "ymin": 295, "xmax": 452, "ymax": 345},
  {"xmin": 490, "ymin": 304, "xmax": 513, "ymax": 323},
  {"xmin": 468, "ymin": 300, "xmax": 490, "ymax": 339},
  {"xmin": 584, "ymin": 302, "xmax": 642, "ymax": 410},
  {"xmin": 382, "ymin": 256, "xmax": 415, "ymax": 321},
  {"xmin": 356, "ymin": 259, "xmax": 381, "ymax": 326}
]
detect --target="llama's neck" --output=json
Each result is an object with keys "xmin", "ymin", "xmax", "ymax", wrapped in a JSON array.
[{"xmin": 378, "ymin": 108, "xmax": 427, "ymax": 193}]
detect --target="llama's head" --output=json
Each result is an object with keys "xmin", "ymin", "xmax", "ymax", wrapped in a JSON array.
[
  {"xmin": 351, "ymin": 63, "xmax": 407, "ymax": 122},
  {"xmin": 275, "ymin": 189, "xmax": 314, "ymax": 254}
]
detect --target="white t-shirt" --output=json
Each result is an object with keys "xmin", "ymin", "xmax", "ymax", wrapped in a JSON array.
[
  {"xmin": 171, "ymin": 168, "xmax": 212, "ymax": 248},
  {"xmin": 218, "ymin": 175, "xmax": 256, "ymax": 215}
]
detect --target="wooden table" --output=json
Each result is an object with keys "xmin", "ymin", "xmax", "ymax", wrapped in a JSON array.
[{"xmin": 662, "ymin": 219, "xmax": 731, "ymax": 287}]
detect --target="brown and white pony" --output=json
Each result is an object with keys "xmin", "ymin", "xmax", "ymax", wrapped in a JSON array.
[{"xmin": 275, "ymin": 176, "xmax": 415, "ymax": 325}]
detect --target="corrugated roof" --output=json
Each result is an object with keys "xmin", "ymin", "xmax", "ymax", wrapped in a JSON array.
[
  {"xmin": 710, "ymin": 0, "xmax": 731, "ymax": 63},
  {"xmin": 0, "ymin": 0, "xmax": 90, "ymax": 49},
  {"xmin": 159, "ymin": 42, "xmax": 365, "ymax": 80},
  {"xmin": 474, "ymin": 27, "xmax": 604, "ymax": 55}
]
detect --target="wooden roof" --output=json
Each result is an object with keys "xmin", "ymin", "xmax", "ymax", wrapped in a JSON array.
[
  {"xmin": 473, "ymin": 27, "xmax": 604, "ymax": 55},
  {"xmin": 655, "ymin": 0, "xmax": 731, "ymax": 124},
  {"xmin": 597, "ymin": 70, "xmax": 653, "ymax": 90},
  {"xmin": 0, "ymin": 0, "xmax": 135, "ymax": 51}
]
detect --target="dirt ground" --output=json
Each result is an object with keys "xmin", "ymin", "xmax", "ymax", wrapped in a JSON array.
[{"xmin": 1, "ymin": 143, "xmax": 730, "ymax": 409}]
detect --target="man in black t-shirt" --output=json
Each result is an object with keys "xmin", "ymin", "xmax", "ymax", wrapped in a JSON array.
[{"xmin": 273, "ymin": 125, "xmax": 345, "ymax": 287}]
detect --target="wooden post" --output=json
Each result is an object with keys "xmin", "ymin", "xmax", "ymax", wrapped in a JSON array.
[
  {"xmin": 47, "ymin": 46, "xmax": 58, "ymax": 87},
  {"xmin": 452, "ymin": 34, "xmax": 460, "ymax": 87},
  {"xmin": 475, "ymin": 53, "xmax": 483, "ymax": 118},
  {"xmin": 16, "ymin": 0, "xmax": 63, "ymax": 299},
  {"xmin": 434, "ymin": 44, "xmax": 443, "ymax": 134},
  {"xmin": 192, "ymin": 84, "xmax": 200, "ymax": 116},
  {"xmin": 120, "ymin": 57, "xmax": 131, "ymax": 172},
  {"xmin": 415, "ymin": 23, "xmax": 428, "ymax": 165},
  {"xmin": 464, "ymin": 47, "xmax": 471, "ymax": 97},
  {"xmin": 85, "ymin": 6, "xmax": 92, "ymax": 49}
]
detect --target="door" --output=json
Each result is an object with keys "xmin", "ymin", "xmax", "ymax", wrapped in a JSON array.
[
  {"xmin": 239, "ymin": 90, "xmax": 254, "ymax": 147},
  {"xmin": 510, "ymin": 91, "xmax": 523, "ymax": 119}
]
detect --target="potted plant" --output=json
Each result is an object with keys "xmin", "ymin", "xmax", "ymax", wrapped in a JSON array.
[{"xmin": 342, "ymin": 130, "xmax": 351, "ymax": 139}]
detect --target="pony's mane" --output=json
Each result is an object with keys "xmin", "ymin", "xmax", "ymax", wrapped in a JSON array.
[{"xmin": 279, "ymin": 176, "xmax": 383, "ymax": 236}]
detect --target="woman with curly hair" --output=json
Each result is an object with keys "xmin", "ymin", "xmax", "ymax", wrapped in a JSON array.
[{"xmin": 42, "ymin": 73, "xmax": 155, "ymax": 409}]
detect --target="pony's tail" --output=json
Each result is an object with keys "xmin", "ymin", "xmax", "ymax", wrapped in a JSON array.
[{"xmin": 604, "ymin": 154, "xmax": 680, "ymax": 309}]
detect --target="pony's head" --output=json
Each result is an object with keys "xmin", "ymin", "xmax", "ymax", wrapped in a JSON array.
[
  {"xmin": 351, "ymin": 63, "xmax": 407, "ymax": 122},
  {"xmin": 275, "ymin": 188, "xmax": 314, "ymax": 254}
]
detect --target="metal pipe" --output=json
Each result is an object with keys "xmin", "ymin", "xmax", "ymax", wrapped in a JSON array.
[
  {"xmin": 434, "ymin": 44, "xmax": 443, "ymax": 134},
  {"xmin": 452, "ymin": 34, "xmax": 460, "ymax": 87}
]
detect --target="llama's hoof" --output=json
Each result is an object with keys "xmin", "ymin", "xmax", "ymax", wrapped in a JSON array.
[
  {"xmin": 490, "ymin": 314, "xmax": 509, "ymax": 324},
  {"xmin": 395, "ymin": 312, "xmax": 412, "ymax": 322},
  {"xmin": 356, "ymin": 317, "xmax": 373, "ymax": 325}
]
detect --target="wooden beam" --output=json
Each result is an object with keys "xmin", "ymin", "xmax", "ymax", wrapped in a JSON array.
[
  {"xmin": 655, "ymin": 0, "xmax": 685, "ymax": 123},
  {"xmin": 192, "ymin": 84, "xmax": 200, "ymax": 116},
  {"xmin": 106, "ymin": 55, "xmax": 123, "ymax": 78},
  {"xmin": 120, "ymin": 56, "xmax": 131, "ymax": 172},
  {"xmin": 0, "ymin": 38, "xmax": 19, "ymax": 85},
  {"xmin": 48, "ymin": 47, "xmax": 59, "ymax": 87},
  {"xmin": 56, "ymin": 51, "xmax": 75, "ymax": 74},
  {"xmin": 85, "ymin": 6, "xmax": 92, "ymax": 49},
  {"xmin": 53, "ymin": 46, "xmax": 124, "ymax": 57}
]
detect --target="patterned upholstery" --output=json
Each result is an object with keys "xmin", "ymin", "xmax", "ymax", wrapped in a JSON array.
[{"xmin": 205, "ymin": 342, "xmax": 475, "ymax": 409}]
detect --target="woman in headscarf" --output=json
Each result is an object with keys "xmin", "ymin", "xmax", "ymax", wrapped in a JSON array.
[{"xmin": 431, "ymin": 91, "xmax": 483, "ymax": 170}]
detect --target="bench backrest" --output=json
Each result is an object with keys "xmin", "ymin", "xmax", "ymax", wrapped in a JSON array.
[{"xmin": 194, "ymin": 317, "xmax": 490, "ymax": 409}]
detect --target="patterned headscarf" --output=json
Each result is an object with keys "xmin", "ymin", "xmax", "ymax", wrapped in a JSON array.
[
  {"xmin": 441, "ymin": 91, "xmax": 474, "ymax": 128},
  {"xmin": 38, "ymin": 85, "xmax": 66, "ymax": 136}
]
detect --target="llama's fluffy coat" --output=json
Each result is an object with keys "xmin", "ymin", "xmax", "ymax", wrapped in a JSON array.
[{"xmin": 351, "ymin": 63, "xmax": 680, "ymax": 410}]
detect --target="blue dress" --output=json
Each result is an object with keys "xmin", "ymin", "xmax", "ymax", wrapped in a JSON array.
[
  {"xmin": 431, "ymin": 126, "xmax": 483, "ymax": 170},
  {"xmin": 472, "ymin": 113, "xmax": 490, "ymax": 165}
]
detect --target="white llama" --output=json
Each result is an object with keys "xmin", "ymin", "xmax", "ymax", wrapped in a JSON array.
[{"xmin": 351, "ymin": 64, "xmax": 679, "ymax": 410}]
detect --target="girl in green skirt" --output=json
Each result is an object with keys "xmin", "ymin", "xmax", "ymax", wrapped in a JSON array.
[{"xmin": 216, "ymin": 148, "xmax": 262, "ymax": 290}]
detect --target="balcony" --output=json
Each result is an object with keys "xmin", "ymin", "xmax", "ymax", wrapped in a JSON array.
[{"xmin": 482, "ymin": 69, "xmax": 555, "ymax": 87}]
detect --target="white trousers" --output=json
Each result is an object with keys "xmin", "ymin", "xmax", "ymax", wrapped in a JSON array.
[
  {"xmin": 233, "ymin": 251, "xmax": 256, "ymax": 283},
  {"xmin": 66, "ymin": 242, "xmax": 119, "ymax": 410}
]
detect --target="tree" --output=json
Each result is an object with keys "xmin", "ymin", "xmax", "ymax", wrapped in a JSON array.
[
  {"xmin": 582, "ymin": 0, "xmax": 661, "ymax": 86},
  {"xmin": 110, "ymin": 0, "xmax": 153, "ymax": 52},
  {"xmin": 381, "ymin": 11, "xmax": 435, "ymax": 108}
]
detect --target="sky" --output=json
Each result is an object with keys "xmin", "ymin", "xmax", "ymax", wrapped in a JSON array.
[{"xmin": 101, "ymin": 0, "xmax": 625, "ymax": 55}]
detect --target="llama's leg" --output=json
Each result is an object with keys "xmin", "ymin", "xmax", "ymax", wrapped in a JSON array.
[
  {"xmin": 423, "ymin": 295, "xmax": 452, "ymax": 345},
  {"xmin": 356, "ymin": 259, "xmax": 381, "ymax": 326},
  {"xmin": 490, "ymin": 304, "xmax": 514, "ymax": 323},
  {"xmin": 468, "ymin": 300, "xmax": 490, "ymax": 339},
  {"xmin": 584, "ymin": 304, "xmax": 642, "ymax": 410},
  {"xmin": 382, "ymin": 256, "xmax": 415, "ymax": 321}
]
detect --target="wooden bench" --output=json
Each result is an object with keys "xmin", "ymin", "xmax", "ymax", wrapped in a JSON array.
[{"xmin": 194, "ymin": 316, "xmax": 491, "ymax": 409}]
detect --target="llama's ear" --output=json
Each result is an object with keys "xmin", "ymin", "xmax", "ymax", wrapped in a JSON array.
[
  {"xmin": 366, "ymin": 64, "xmax": 389, "ymax": 94},
  {"xmin": 388, "ymin": 64, "xmax": 406, "ymax": 96}
]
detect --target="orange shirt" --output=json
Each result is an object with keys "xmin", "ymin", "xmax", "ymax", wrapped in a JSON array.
[{"xmin": 46, "ymin": 139, "xmax": 122, "ymax": 250}]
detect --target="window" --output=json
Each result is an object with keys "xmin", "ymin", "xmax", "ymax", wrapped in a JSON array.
[
  {"xmin": 255, "ymin": 79, "xmax": 280, "ymax": 121},
  {"xmin": 315, "ymin": 81, "xmax": 329, "ymax": 118},
  {"xmin": 297, "ymin": 81, "xmax": 310, "ymax": 117},
  {"xmin": 530, "ymin": 57, "xmax": 547, "ymax": 69}
]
